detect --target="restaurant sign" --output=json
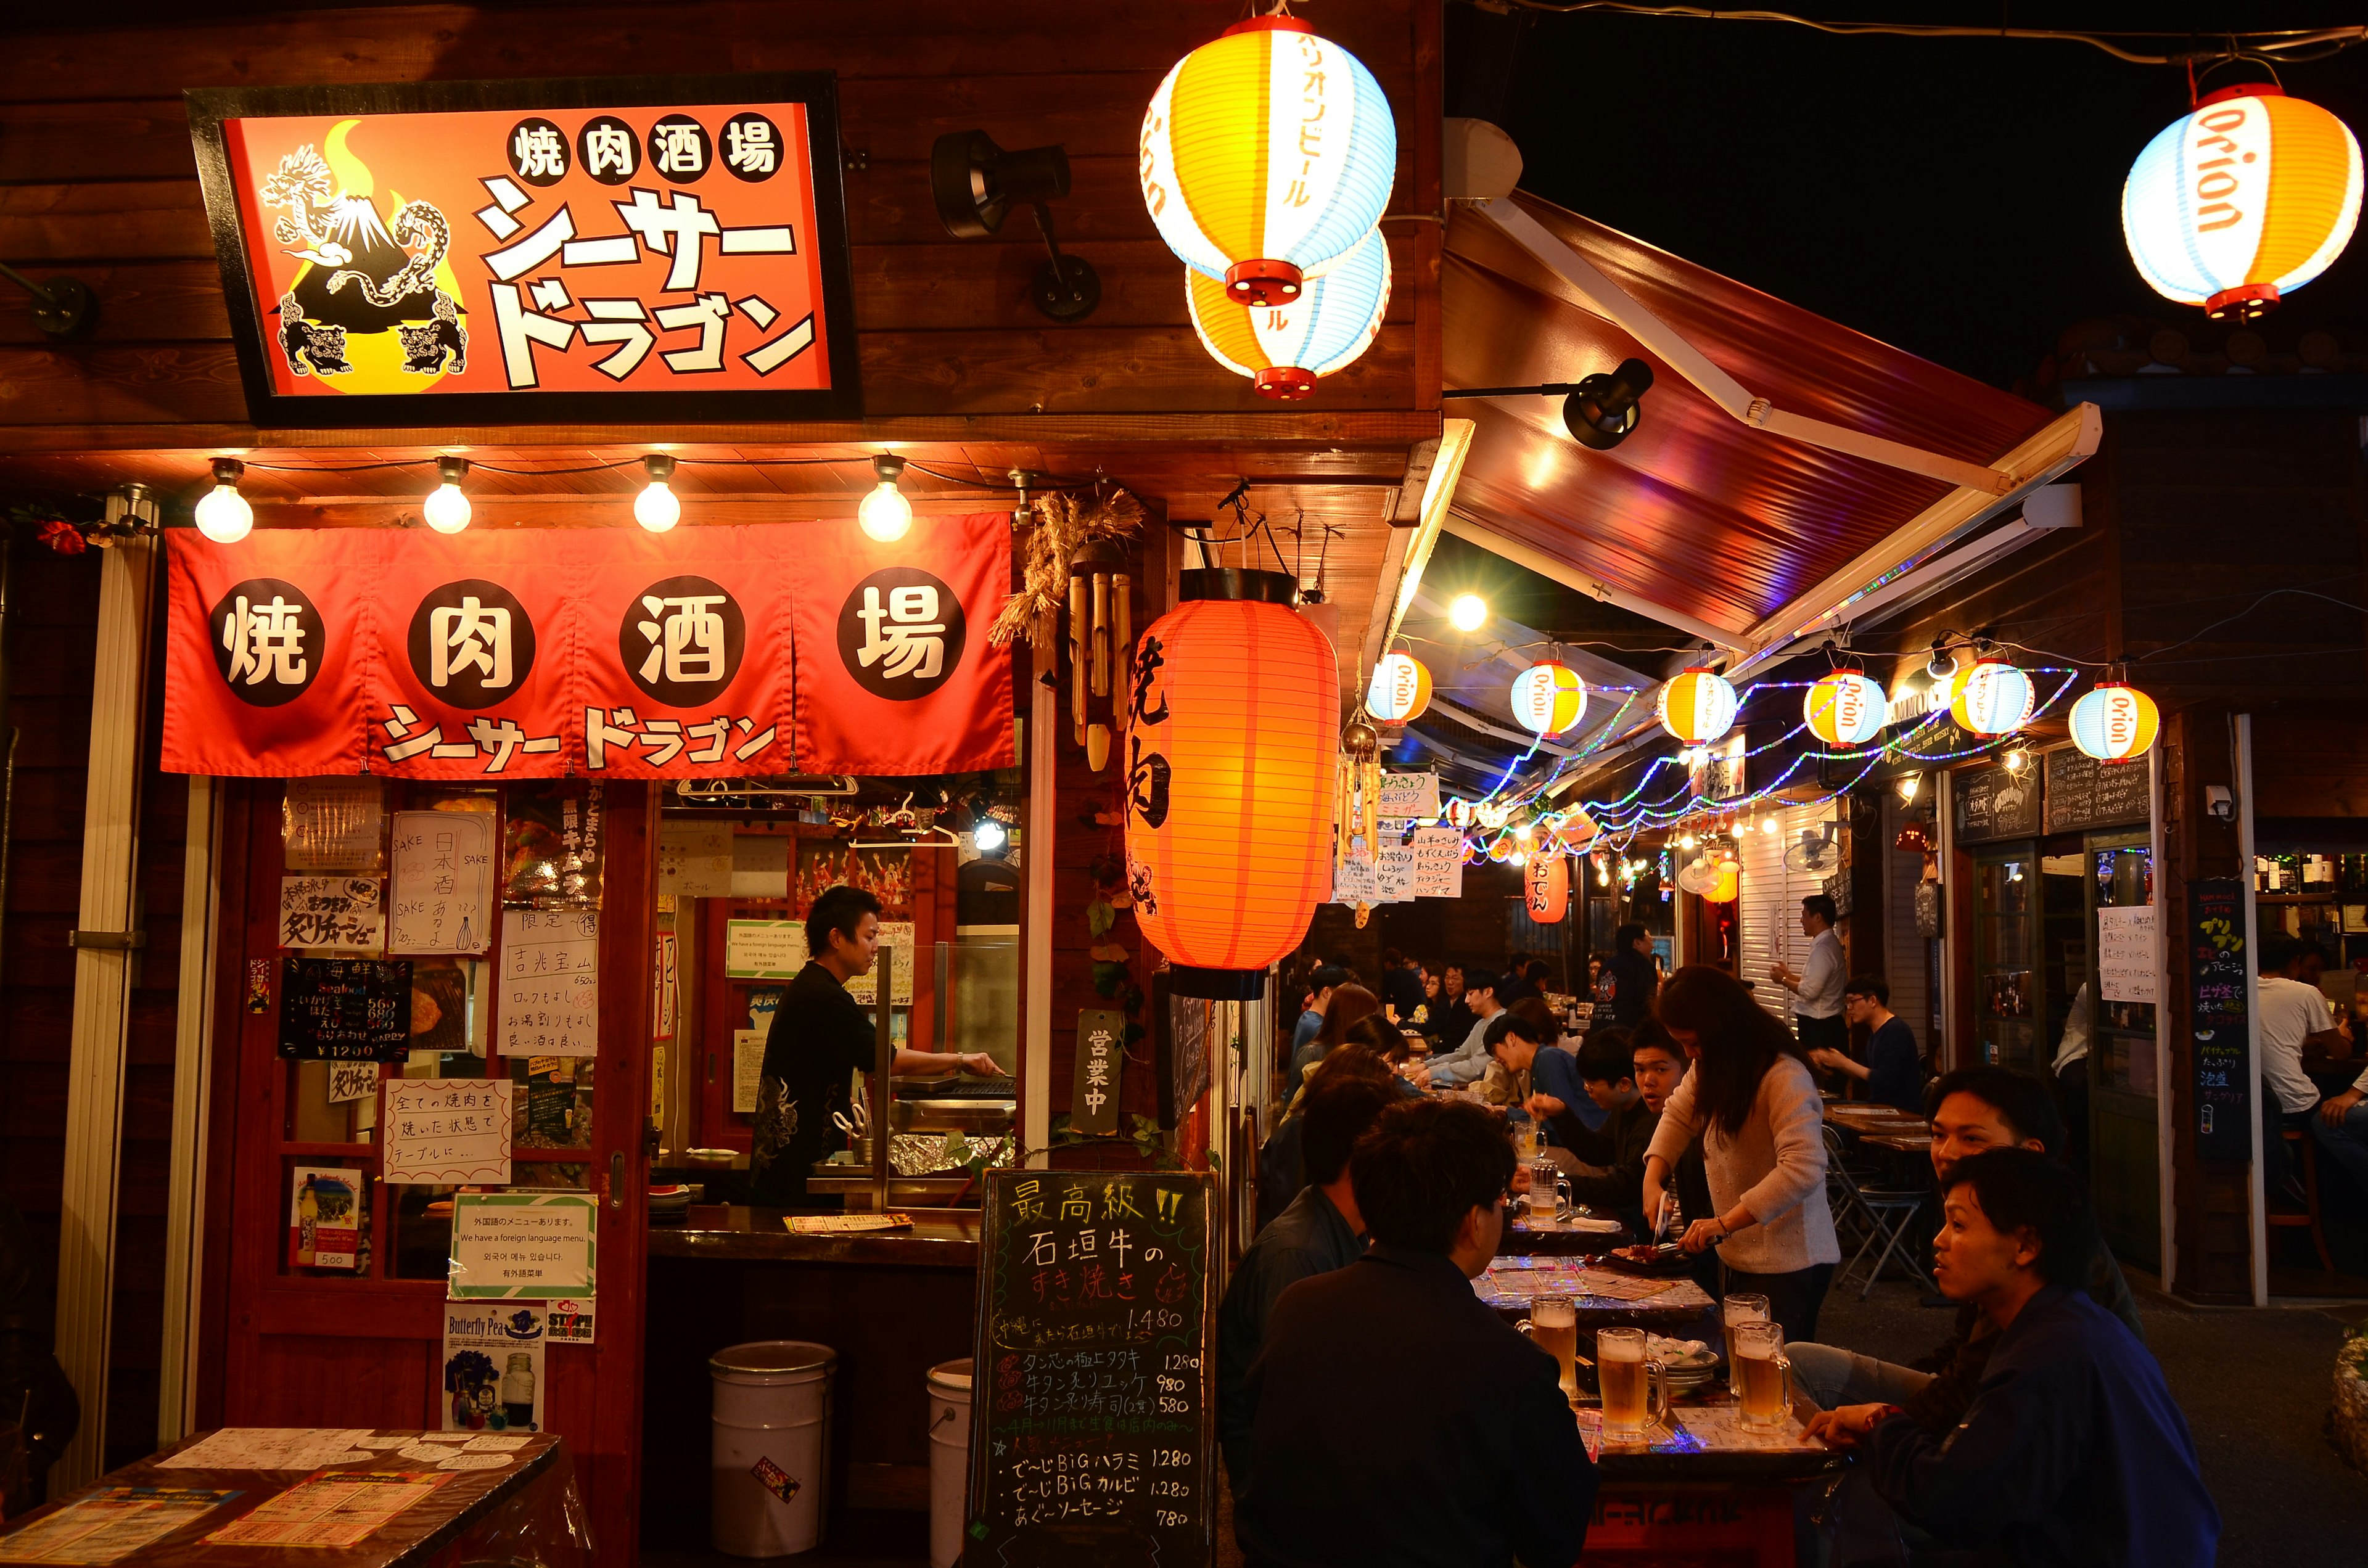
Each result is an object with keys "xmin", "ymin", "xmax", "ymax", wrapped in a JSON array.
[
  {"xmin": 162, "ymin": 517, "xmax": 1013, "ymax": 780},
  {"xmin": 187, "ymin": 75, "xmax": 860, "ymax": 425}
]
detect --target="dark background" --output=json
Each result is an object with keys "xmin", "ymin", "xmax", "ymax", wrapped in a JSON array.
[{"xmin": 1450, "ymin": 2, "xmax": 2368, "ymax": 388}]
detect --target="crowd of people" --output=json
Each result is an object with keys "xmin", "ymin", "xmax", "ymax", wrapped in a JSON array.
[{"xmin": 1231, "ymin": 909, "xmax": 2219, "ymax": 1567}]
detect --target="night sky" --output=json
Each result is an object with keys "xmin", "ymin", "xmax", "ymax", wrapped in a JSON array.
[{"xmin": 1463, "ymin": 4, "xmax": 2368, "ymax": 389}]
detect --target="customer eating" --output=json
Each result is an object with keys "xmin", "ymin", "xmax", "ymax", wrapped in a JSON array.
[
  {"xmin": 1529, "ymin": 1026, "xmax": 1656, "ymax": 1230},
  {"xmin": 1233, "ymin": 1099, "xmax": 1595, "ymax": 1568},
  {"xmin": 1511, "ymin": 997, "xmax": 1605, "ymax": 1135},
  {"xmin": 1809, "ymin": 1149, "xmax": 2218, "ymax": 1567},
  {"xmin": 1804, "ymin": 975, "xmax": 1926, "ymax": 1115},
  {"xmin": 1637, "ymin": 965, "xmax": 1838, "ymax": 1341}
]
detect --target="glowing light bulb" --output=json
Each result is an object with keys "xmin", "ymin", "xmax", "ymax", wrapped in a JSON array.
[
  {"xmin": 422, "ymin": 456, "xmax": 471, "ymax": 534},
  {"xmin": 972, "ymin": 818, "xmax": 1008, "ymax": 855},
  {"xmin": 635, "ymin": 454, "xmax": 680, "ymax": 533},
  {"xmin": 1449, "ymin": 593, "xmax": 1488, "ymax": 632},
  {"xmin": 858, "ymin": 453, "xmax": 913, "ymax": 542},
  {"xmin": 1679, "ymin": 834, "xmax": 1697, "ymax": 849},
  {"xmin": 194, "ymin": 458, "xmax": 252, "ymax": 544},
  {"xmin": 1898, "ymin": 773, "xmax": 1923, "ymax": 803},
  {"xmin": 1763, "ymin": 816, "xmax": 1781, "ymax": 834}
]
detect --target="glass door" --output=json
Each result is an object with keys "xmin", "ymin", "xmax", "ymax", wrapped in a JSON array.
[
  {"xmin": 1973, "ymin": 844, "xmax": 2039, "ymax": 1070},
  {"xmin": 2088, "ymin": 832, "xmax": 2159, "ymax": 1266}
]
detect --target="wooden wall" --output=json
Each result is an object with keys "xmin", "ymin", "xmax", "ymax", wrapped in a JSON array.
[{"xmin": 0, "ymin": 0, "xmax": 1441, "ymax": 434}]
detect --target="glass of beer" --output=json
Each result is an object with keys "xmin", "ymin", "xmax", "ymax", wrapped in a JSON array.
[
  {"xmin": 1733, "ymin": 1321, "xmax": 1794, "ymax": 1430},
  {"xmin": 1518, "ymin": 1293, "xmax": 1581, "ymax": 1402},
  {"xmin": 1524, "ymin": 1161, "xmax": 1569, "ymax": 1223},
  {"xmin": 1722, "ymin": 1293, "xmax": 1770, "ymax": 1398},
  {"xmin": 1593, "ymin": 1326, "xmax": 1669, "ymax": 1437}
]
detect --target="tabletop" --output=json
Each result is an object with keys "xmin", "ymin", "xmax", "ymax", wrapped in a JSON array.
[
  {"xmin": 1862, "ymin": 1133, "xmax": 1935, "ymax": 1154},
  {"xmin": 648, "ymin": 1205, "xmax": 982, "ymax": 1266},
  {"xmin": 0, "ymin": 1430, "xmax": 569, "ymax": 1568},
  {"xmin": 1583, "ymin": 1399, "xmax": 1849, "ymax": 1484},
  {"xmin": 1502, "ymin": 1213, "xmax": 1630, "ymax": 1257},
  {"xmin": 1477, "ymin": 1257, "xmax": 1716, "ymax": 1329}
]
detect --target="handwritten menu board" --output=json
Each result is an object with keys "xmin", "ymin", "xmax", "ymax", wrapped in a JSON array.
[
  {"xmin": 2044, "ymin": 747, "xmax": 2150, "ymax": 834},
  {"xmin": 388, "ymin": 810, "xmax": 495, "ymax": 954},
  {"xmin": 498, "ymin": 909, "xmax": 601, "ymax": 1057},
  {"xmin": 1376, "ymin": 770, "xmax": 1441, "ymax": 821},
  {"xmin": 1952, "ymin": 761, "xmax": 2042, "ymax": 844},
  {"xmin": 968, "ymin": 1170, "xmax": 1215, "ymax": 1568},
  {"xmin": 2188, "ymin": 877, "xmax": 2251, "ymax": 1160},
  {"xmin": 2097, "ymin": 905, "xmax": 2158, "ymax": 1004},
  {"xmin": 382, "ymin": 1078, "xmax": 514, "ymax": 1184},
  {"xmin": 1411, "ymin": 825, "xmax": 1464, "ymax": 898},
  {"xmin": 278, "ymin": 958, "xmax": 412, "ymax": 1060}
]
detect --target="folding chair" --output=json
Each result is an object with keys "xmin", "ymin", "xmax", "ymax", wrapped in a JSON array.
[{"xmin": 1825, "ymin": 1125, "xmax": 1933, "ymax": 1297}]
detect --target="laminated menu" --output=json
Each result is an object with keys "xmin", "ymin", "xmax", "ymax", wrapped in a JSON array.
[
  {"xmin": 202, "ymin": 1470, "xmax": 450, "ymax": 1548},
  {"xmin": 969, "ymin": 1171, "xmax": 1216, "ymax": 1568},
  {"xmin": 0, "ymin": 1487, "xmax": 237, "ymax": 1564}
]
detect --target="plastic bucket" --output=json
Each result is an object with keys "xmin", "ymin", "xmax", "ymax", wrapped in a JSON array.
[
  {"xmin": 710, "ymin": 1340, "xmax": 836, "ymax": 1557},
  {"xmin": 926, "ymin": 1359, "xmax": 974, "ymax": 1568}
]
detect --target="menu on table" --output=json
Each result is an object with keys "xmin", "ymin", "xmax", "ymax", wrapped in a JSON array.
[
  {"xmin": 969, "ymin": 1171, "xmax": 1215, "ymax": 1568},
  {"xmin": 202, "ymin": 1470, "xmax": 451, "ymax": 1548},
  {"xmin": 0, "ymin": 1488, "xmax": 238, "ymax": 1565}
]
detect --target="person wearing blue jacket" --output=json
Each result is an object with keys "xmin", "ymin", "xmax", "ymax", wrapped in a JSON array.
[{"xmin": 1807, "ymin": 1148, "xmax": 2218, "ymax": 1567}]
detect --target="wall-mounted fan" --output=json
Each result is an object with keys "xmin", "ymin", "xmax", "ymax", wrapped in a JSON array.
[
  {"xmin": 1783, "ymin": 824, "xmax": 1841, "ymax": 876},
  {"xmin": 1675, "ymin": 856, "xmax": 1724, "ymax": 895}
]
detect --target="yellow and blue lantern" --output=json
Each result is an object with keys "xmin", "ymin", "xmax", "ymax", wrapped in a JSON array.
[
  {"xmin": 1510, "ymin": 660, "xmax": 1588, "ymax": 738},
  {"xmin": 1658, "ymin": 666, "xmax": 1738, "ymax": 746},
  {"xmin": 1363, "ymin": 649, "xmax": 1433, "ymax": 724},
  {"xmin": 1949, "ymin": 658, "xmax": 2035, "ymax": 737},
  {"xmin": 2124, "ymin": 86, "xmax": 2363, "ymax": 320},
  {"xmin": 1186, "ymin": 228, "xmax": 1390, "ymax": 399},
  {"xmin": 1804, "ymin": 669, "xmax": 1888, "ymax": 747},
  {"xmin": 1139, "ymin": 15, "xmax": 1397, "ymax": 307},
  {"xmin": 2070, "ymin": 682, "xmax": 2161, "ymax": 763}
]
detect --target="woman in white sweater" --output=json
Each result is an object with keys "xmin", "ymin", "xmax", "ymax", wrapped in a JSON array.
[{"xmin": 1639, "ymin": 965, "xmax": 1840, "ymax": 1343}]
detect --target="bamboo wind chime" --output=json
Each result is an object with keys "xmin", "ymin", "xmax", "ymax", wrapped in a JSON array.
[
  {"xmin": 987, "ymin": 487, "xmax": 1145, "ymax": 775},
  {"xmin": 1069, "ymin": 540, "xmax": 1129, "ymax": 771},
  {"xmin": 1336, "ymin": 718, "xmax": 1381, "ymax": 926}
]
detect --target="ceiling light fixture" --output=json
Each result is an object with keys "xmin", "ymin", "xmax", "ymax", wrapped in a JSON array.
[
  {"xmin": 858, "ymin": 454, "xmax": 914, "ymax": 542},
  {"xmin": 194, "ymin": 458, "xmax": 253, "ymax": 544},
  {"xmin": 634, "ymin": 454, "xmax": 681, "ymax": 533},
  {"xmin": 422, "ymin": 456, "xmax": 472, "ymax": 535}
]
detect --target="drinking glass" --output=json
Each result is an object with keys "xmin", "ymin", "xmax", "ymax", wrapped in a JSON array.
[
  {"xmin": 1518, "ymin": 1293, "xmax": 1580, "ymax": 1401},
  {"xmin": 1733, "ymin": 1321, "xmax": 1794, "ymax": 1430},
  {"xmin": 1593, "ymin": 1326, "xmax": 1669, "ymax": 1437},
  {"xmin": 1722, "ymin": 1293, "xmax": 1770, "ymax": 1398},
  {"xmin": 1524, "ymin": 1160, "xmax": 1569, "ymax": 1223}
]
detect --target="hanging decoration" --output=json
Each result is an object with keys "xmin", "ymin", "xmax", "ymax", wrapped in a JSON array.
[
  {"xmin": 989, "ymin": 486, "xmax": 1146, "ymax": 651},
  {"xmin": 1139, "ymin": 15, "xmax": 1397, "ymax": 307},
  {"xmin": 1336, "ymin": 717, "xmax": 1383, "ymax": 874},
  {"xmin": 1185, "ymin": 228, "xmax": 1391, "ymax": 399},
  {"xmin": 1363, "ymin": 649, "xmax": 1434, "ymax": 724},
  {"xmin": 1949, "ymin": 658, "xmax": 2035, "ymax": 737},
  {"xmin": 1803, "ymin": 668, "xmax": 1888, "ymax": 747},
  {"xmin": 1444, "ymin": 797, "xmax": 1474, "ymax": 829},
  {"xmin": 1658, "ymin": 666, "xmax": 1738, "ymax": 746},
  {"xmin": 2069, "ymin": 680, "xmax": 2161, "ymax": 763},
  {"xmin": 1524, "ymin": 850, "xmax": 1569, "ymax": 922},
  {"xmin": 1067, "ymin": 540, "xmax": 1130, "ymax": 772},
  {"xmin": 1706, "ymin": 858, "xmax": 1740, "ymax": 903},
  {"xmin": 1125, "ymin": 569, "xmax": 1336, "ymax": 999},
  {"xmin": 990, "ymin": 488, "xmax": 1146, "ymax": 773},
  {"xmin": 2123, "ymin": 85, "xmax": 2363, "ymax": 321},
  {"xmin": 1510, "ymin": 660, "xmax": 1589, "ymax": 738}
]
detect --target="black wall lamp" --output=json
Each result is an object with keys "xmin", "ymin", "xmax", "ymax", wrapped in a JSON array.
[
  {"xmin": 0, "ymin": 261, "xmax": 92, "ymax": 337},
  {"xmin": 929, "ymin": 131, "xmax": 1100, "ymax": 322},
  {"xmin": 1444, "ymin": 356, "xmax": 1656, "ymax": 450}
]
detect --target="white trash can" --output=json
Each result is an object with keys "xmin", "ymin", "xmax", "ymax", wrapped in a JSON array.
[
  {"xmin": 926, "ymin": 1358, "xmax": 974, "ymax": 1568},
  {"xmin": 711, "ymin": 1340, "xmax": 836, "ymax": 1557}
]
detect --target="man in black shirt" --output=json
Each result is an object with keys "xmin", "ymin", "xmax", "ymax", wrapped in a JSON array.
[
  {"xmin": 1605, "ymin": 923, "xmax": 1658, "ymax": 1028},
  {"xmin": 748, "ymin": 885, "xmax": 998, "ymax": 1207},
  {"xmin": 1236, "ymin": 1098, "xmax": 1595, "ymax": 1568}
]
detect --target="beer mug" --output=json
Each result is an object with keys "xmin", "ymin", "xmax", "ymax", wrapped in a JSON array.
[
  {"xmin": 1524, "ymin": 1160, "xmax": 1570, "ymax": 1223},
  {"xmin": 1732, "ymin": 1321, "xmax": 1794, "ymax": 1430},
  {"xmin": 1516, "ymin": 1293, "xmax": 1581, "ymax": 1402},
  {"xmin": 1593, "ymin": 1326, "xmax": 1670, "ymax": 1437},
  {"xmin": 1721, "ymin": 1292, "xmax": 1770, "ymax": 1398}
]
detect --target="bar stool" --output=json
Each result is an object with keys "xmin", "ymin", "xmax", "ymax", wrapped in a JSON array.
[{"xmin": 2271, "ymin": 1128, "xmax": 2336, "ymax": 1273}]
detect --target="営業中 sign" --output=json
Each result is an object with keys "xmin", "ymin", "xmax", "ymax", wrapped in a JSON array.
[{"xmin": 187, "ymin": 75, "xmax": 860, "ymax": 427}]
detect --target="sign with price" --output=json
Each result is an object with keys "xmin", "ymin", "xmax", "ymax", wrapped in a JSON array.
[
  {"xmin": 499, "ymin": 908, "xmax": 600, "ymax": 1056},
  {"xmin": 968, "ymin": 1170, "xmax": 1216, "ymax": 1568},
  {"xmin": 2187, "ymin": 877, "xmax": 2251, "ymax": 1161}
]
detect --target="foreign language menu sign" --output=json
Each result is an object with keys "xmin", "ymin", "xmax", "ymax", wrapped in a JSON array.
[
  {"xmin": 187, "ymin": 74, "xmax": 860, "ymax": 425},
  {"xmin": 968, "ymin": 1171, "xmax": 1215, "ymax": 1568}
]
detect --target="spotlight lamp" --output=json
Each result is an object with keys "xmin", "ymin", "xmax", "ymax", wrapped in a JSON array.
[
  {"xmin": 1897, "ymin": 772, "xmax": 1923, "ymax": 803},
  {"xmin": 634, "ymin": 454, "xmax": 681, "ymax": 533},
  {"xmin": 972, "ymin": 816, "xmax": 1009, "ymax": 856},
  {"xmin": 858, "ymin": 454, "xmax": 914, "ymax": 542},
  {"xmin": 1561, "ymin": 358, "xmax": 1655, "ymax": 450},
  {"xmin": 930, "ymin": 130, "xmax": 1100, "ymax": 321},
  {"xmin": 194, "ymin": 457, "xmax": 253, "ymax": 544},
  {"xmin": 422, "ymin": 456, "xmax": 472, "ymax": 535}
]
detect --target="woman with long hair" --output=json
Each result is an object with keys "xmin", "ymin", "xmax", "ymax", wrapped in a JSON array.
[
  {"xmin": 1639, "ymin": 964, "xmax": 1838, "ymax": 1342},
  {"xmin": 1289, "ymin": 983, "xmax": 1381, "ymax": 1085}
]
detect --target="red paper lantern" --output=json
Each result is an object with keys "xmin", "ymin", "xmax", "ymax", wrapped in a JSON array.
[
  {"xmin": 1524, "ymin": 852, "xmax": 1569, "ymax": 923},
  {"xmin": 1126, "ymin": 569, "xmax": 1338, "ymax": 998}
]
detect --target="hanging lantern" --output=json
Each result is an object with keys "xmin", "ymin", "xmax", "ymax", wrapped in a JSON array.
[
  {"xmin": 1949, "ymin": 658, "xmax": 2035, "ymax": 737},
  {"xmin": 1525, "ymin": 852, "xmax": 1569, "ymax": 922},
  {"xmin": 1659, "ymin": 666, "xmax": 1738, "ymax": 745},
  {"xmin": 1444, "ymin": 797, "xmax": 1473, "ymax": 829},
  {"xmin": 1067, "ymin": 539, "xmax": 1130, "ymax": 771},
  {"xmin": 1487, "ymin": 837, "xmax": 1513, "ymax": 862},
  {"xmin": 1186, "ymin": 228, "xmax": 1391, "ymax": 399},
  {"xmin": 1704, "ymin": 859, "xmax": 1740, "ymax": 903},
  {"xmin": 1337, "ymin": 718, "xmax": 1383, "ymax": 872},
  {"xmin": 2123, "ymin": 86, "xmax": 2363, "ymax": 321},
  {"xmin": 2070, "ymin": 681, "xmax": 2161, "ymax": 763},
  {"xmin": 1364, "ymin": 649, "xmax": 1433, "ymax": 724},
  {"xmin": 1126, "ymin": 569, "xmax": 1337, "ymax": 998},
  {"xmin": 1803, "ymin": 668, "xmax": 1888, "ymax": 747},
  {"xmin": 1140, "ymin": 15, "xmax": 1398, "ymax": 306},
  {"xmin": 1510, "ymin": 661, "xmax": 1589, "ymax": 737}
]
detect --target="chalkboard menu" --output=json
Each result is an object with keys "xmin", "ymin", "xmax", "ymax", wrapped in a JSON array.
[
  {"xmin": 2187, "ymin": 877, "xmax": 2252, "ymax": 1160},
  {"xmin": 2044, "ymin": 747, "xmax": 2150, "ymax": 835},
  {"xmin": 1953, "ymin": 761, "xmax": 2043, "ymax": 844},
  {"xmin": 279, "ymin": 958, "xmax": 413, "ymax": 1060},
  {"xmin": 1154, "ymin": 978, "xmax": 1211, "ymax": 1131},
  {"xmin": 968, "ymin": 1170, "xmax": 1216, "ymax": 1568}
]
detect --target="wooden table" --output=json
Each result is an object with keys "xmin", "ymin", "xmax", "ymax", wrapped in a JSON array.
[
  {"xmin": 1579, "ymin": 1394, "xmax": 1846, "ymax": 1567},
  {"xmin": 1478, "ymin": 1256, "xmax": 1716, "ymax": 1333},
  {"xmin": 1503, "ymin": 1213, "xmax": 1630, "ymax": 1257},
  {"xmin": 0, "ymin": 1431, "xmax": 573, "ymax": 1568},
  {"xmin": 1862, "ymin": 1133, "xmax": 1934, "ymax": 1154}
]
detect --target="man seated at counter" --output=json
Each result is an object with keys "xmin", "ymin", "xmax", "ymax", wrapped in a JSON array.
[
  {"xmin": 1235, "ymin": 1099, "xmax": 1595, "ymax": 1568},
  {"xmin": 1808, "ymin": 1149, "xmax": 2218, "ymax": 1567},
  {"xmin": 1509, "ymin": 998, "xmax": 1605, "ymax": 1135},
  {"xmin": 1420, "ymin": 969, "xmax": 1502, "ymax": 1088},
  {"xmin": 2258, "ymin": 932, "xmax": 2351, "ymax": 1205},
  {"xmin": 1786, "ymin": 1064, "xmax": 2141, "ymax": 1426},
  {"xmin": 1527, "ymin": 1027, "xmax": 1656, "ymax": 1231},
  {"xmin": 1219, "ymin": 1071, "xmax": 1398, "ymax": 1487},
  {"xmin": 746, "ymin": 885, "xmax": 1001, "ymax": 1208},
  {"xmin": 1804, "ymin": 976, "xmax": 1925, "ymax": 1115}
]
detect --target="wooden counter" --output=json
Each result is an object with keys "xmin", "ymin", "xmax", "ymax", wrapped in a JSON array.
[{"xmin": 648, "ymin": 1205, "xmax": 982, "ymax": 1267}]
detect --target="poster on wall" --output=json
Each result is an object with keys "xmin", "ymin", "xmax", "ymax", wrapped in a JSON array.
[
  {"xmin": 288, "ymin": 1166, "xmax": 362, "ymax": 1270},
  {"xmin": 794, "ymin": 840, "xmax": 914, "ymax": 917},
  {"xmin": 658, "ymin": 821, "xmax": 733, "ymax": 897},
  {"xmin": 503, "ymin": 784, "xmax": 602, "ymax": 908},
  {"xmin": 448, "ymin": 1190, "xmax": 596, "ymax": 1300},
  {"xmin": 389, "ymin": 809, "xmax": 495, "ymax": 953},
  {"xmin": 187, "ymin": 74, "xmax": 861, "ymax": 428},
  {"xmin": 2097, "ymin": 905, "xmax": 2158, "ymax": 1004},
  {"xmin": 440, "ymin": 1302, "xmax": 546, "ymax": 1434}
]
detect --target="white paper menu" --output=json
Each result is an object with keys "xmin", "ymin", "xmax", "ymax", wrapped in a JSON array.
[
  {"xmin": 388, "ymin": 810, "xmax": 495, "ymax": 954},
  {"xmin": 380, "ymin": 1078, "xmax": 513, "ymax": 1185},
  {"xmin": 499, "ymin": 908, "xmax": 601, "ymax": 1056}
]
